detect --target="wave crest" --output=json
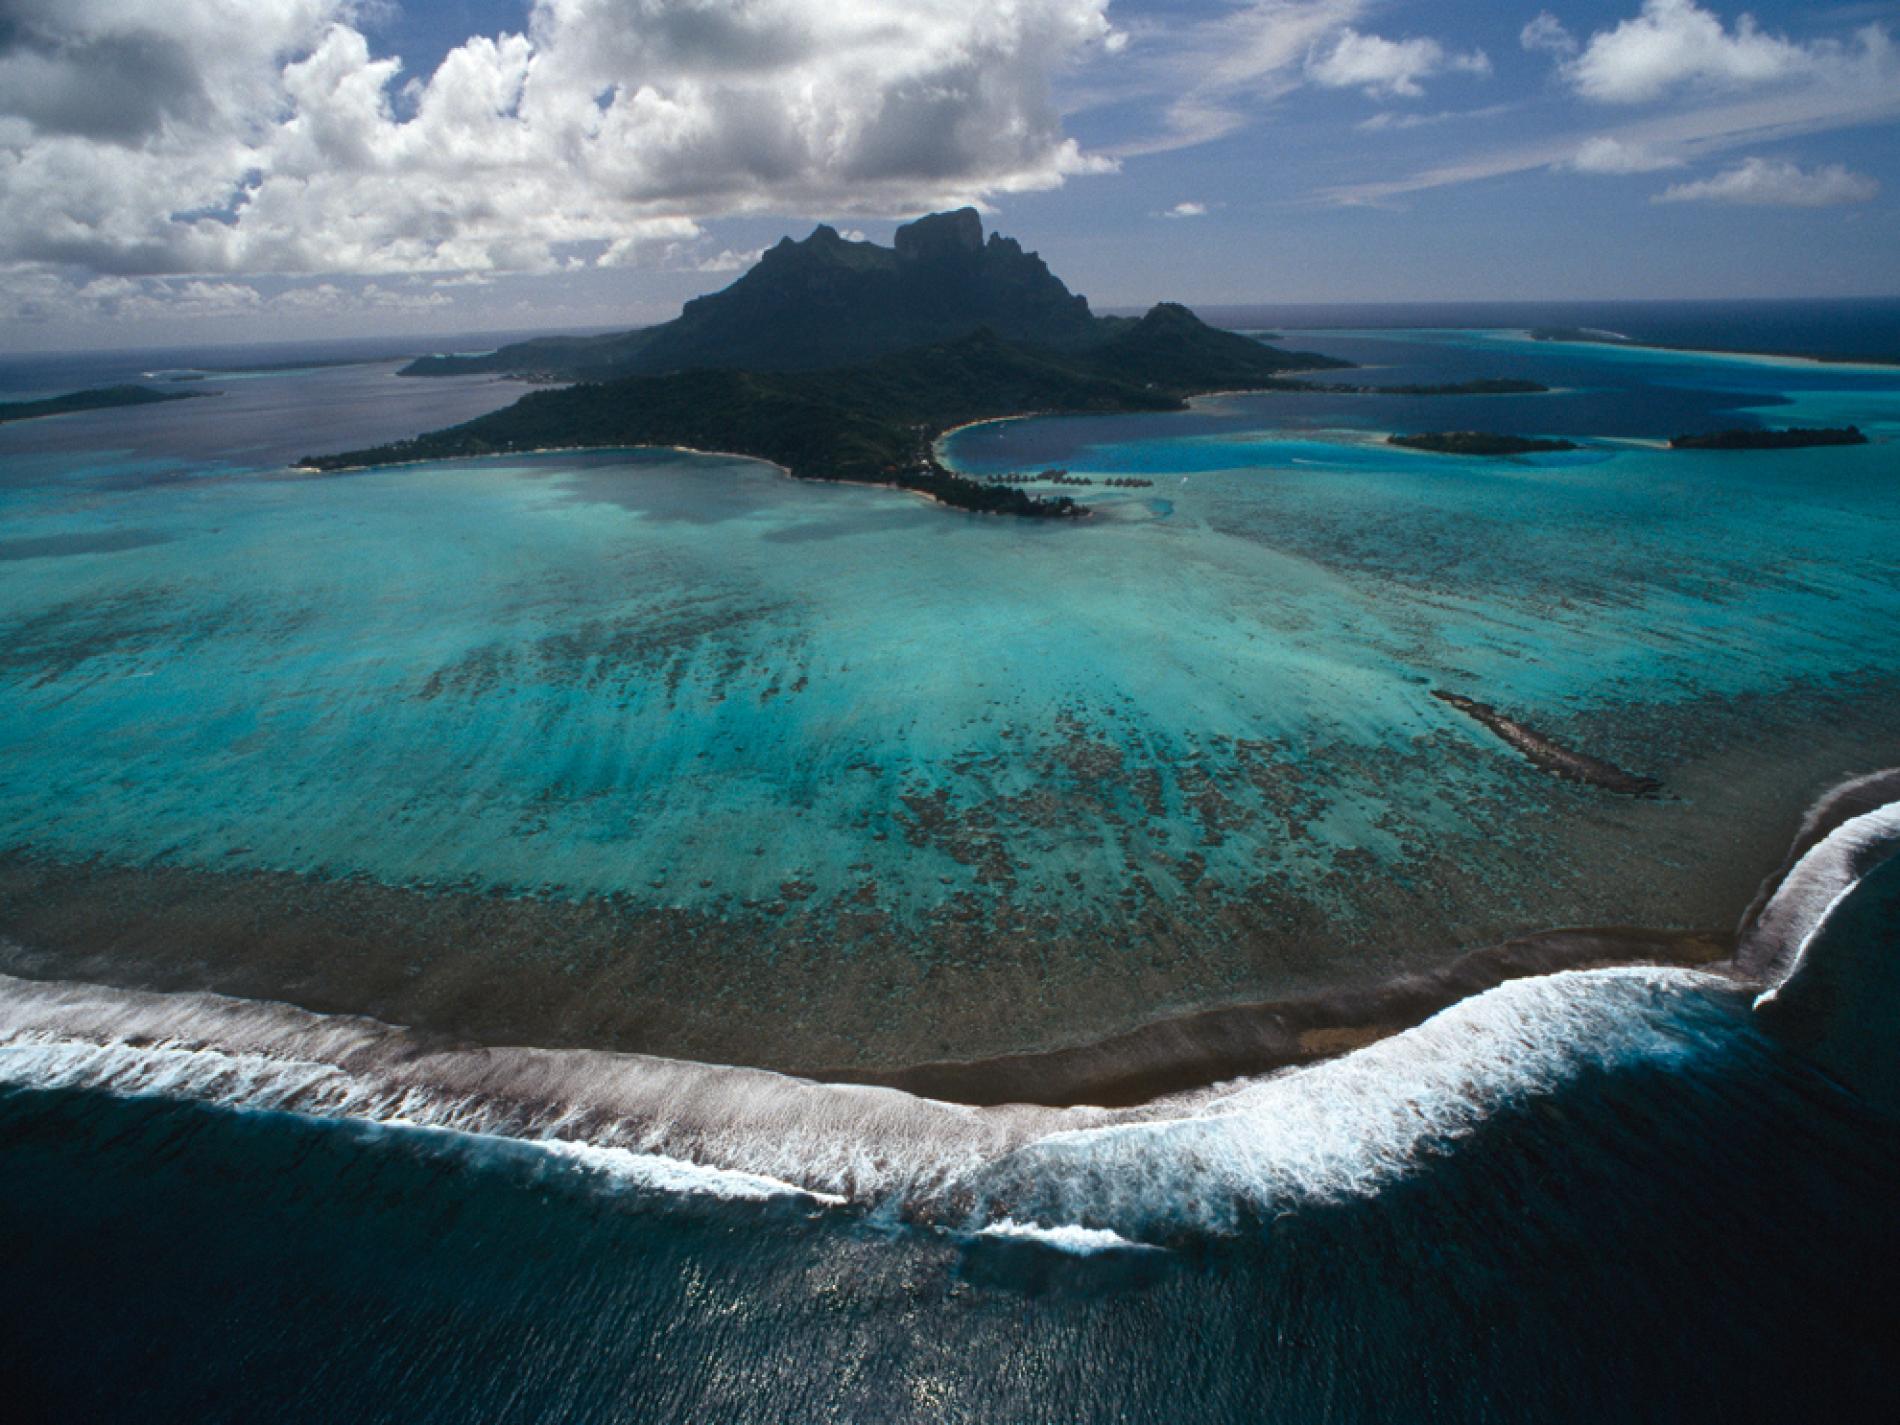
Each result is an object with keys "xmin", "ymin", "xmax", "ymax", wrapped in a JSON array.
[{"xmin": 0, "ymin": 965, "xmax": 1741, "ymax": 1243}]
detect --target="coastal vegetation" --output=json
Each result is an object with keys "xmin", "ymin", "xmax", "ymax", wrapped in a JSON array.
[
  {"xmin": 1528, "ymin": 326, "xmax": 1634, "ymax": 347},
  {"xmin": 323, "ymin": 213, "xmax": 1568, "ymax": 516},
  {"xmin": 0, "ymin": 384, "xmax": 207, "ymax": 425},
  {"xmin": 1669, "ymin": 426, "xmax": 1868, "ymax": 450},
  {"xmin": 302, "ymin": 305, "xmax": 1346, "ymax": 517},
  {"xmin": 1388, "ymin": 431, "xmax": 1579, "ymax": 456}
]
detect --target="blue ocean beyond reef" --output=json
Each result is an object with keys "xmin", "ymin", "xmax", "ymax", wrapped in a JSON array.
[{"xmin": 1, "ymin": 299, "xmax": 1898, "ymax": 1420}]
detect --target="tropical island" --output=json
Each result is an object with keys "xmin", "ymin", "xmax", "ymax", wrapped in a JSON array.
[
  {"xmin": 0, "ymin": 383, "xmax": 209, "ymax": 425},
  {"xmin": 304, "ymin": 211, "xmax": 1586, "ymax": 513},
  {"xmin": 302, "ymin": 210, "xmax": 1371, "ymax": 513},
  {"xmin": 1387, "ymin": 431, "xmax": 1579, "ymax": 456},
  {"xmin": 1669, "ymin": 425, "xmax": 1869, "ymax": 450}
]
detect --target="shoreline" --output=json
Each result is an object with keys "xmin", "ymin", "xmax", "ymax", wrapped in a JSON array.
[
  {"xmin": 294, "ymin": 442, "xmax": 1061, "ymax": 517},
  {"xmin": 928, "ymin": 369, "xmax": 1349, "ymax": 461}
]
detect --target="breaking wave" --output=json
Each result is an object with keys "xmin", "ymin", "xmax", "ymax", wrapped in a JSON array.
[
  {"xmin": 0, "ymin": 966, "xmax": 1744, "ymax": 1245},
  {"xmin": 1737, "ymin": 769, "xmax": 1900, "ymax": 1004},
  {"xmin": 5, "ymin": 770, "xmax": 1891, "ymax": 1249}
]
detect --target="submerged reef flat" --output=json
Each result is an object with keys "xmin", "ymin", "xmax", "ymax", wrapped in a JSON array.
[
  {"xmin": 5, "ymin": 324, "xmax": 1900, "ymax": 1076},
  {"xmin": 1, "ymin": 671, "xmax": 1892, "ymax": 1073}
]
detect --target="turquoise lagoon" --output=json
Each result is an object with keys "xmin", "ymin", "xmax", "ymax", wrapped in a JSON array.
[{"xmin": 2, "ymin": 334, "xmax": 1897, "ymax": 1067}]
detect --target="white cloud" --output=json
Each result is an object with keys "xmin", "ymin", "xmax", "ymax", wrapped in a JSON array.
[
  {"xmin": 1521, "ymin": 14, "xmax": 1578, "ymax": 58},
  {"xmin": 690, "ymin": 246, "xmax": 770, "ymax": 273},
  {"xmin": 0, "ymin": 270, "xmax": 455, "ymax": 324},
  {"xmin": 1563, "ymin": 0, "xmax": 1854, "ymax": 103},
  {"xmin": 1654, "ymin": 156, "xmax": 1879, "ymax": 205},
  {"xmin": 1161, "ymin": 201, "xmax": 1208, "ymax": 217},
  {"xmin": 1565, "ymin": 136, "xmax": 1684, "ymax": 173},
  {"xmin": 1357, "ymin": 103, "xmax": 1512, "ymax": 132},
  {"xmin": 1101, "ymin": 0, "xmax": 1371, "ymax": 155},
  {"xmin": 1321, "ymin": 13, "xmax": 1900, "ymax": 205},
  {"xmin": 1306, "ymin": 28, "xmax": 1490, "ymax": 100},
  {"xmin": 0, "ymin": 0, "xmax": 1120, "ymax": 287}
]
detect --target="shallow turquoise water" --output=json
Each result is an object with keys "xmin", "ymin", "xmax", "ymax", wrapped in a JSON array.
[
  {"xmin": 7, "ymin": 321, "xmax": 1900, "ymax": 1423},
  {"xmin": 3, "ymin": 335, "xmax": 1898, "ymax": 1023}
]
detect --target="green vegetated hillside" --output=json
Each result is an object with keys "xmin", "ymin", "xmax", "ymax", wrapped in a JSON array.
[
  {"xmin": 0, "ymin": 384, "xmax": 207, "ymax": 425},
  {"xmin": 402, "ymin": 209, "xmax": 1116, "ymax": 380},
  {"xmin": 304, "ymin": 304, "xmax": 1342, "ymax": 516},
  {"xmin": 307, "ymin": 210, "xmax": 1381, "ymax": 515}
]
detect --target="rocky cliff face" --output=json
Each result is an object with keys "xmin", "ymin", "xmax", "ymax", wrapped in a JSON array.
[
  {"xmin": 637, "ymin": 208, "xmax": 1100, "ymax": 372},
  {"xmin": 404, "ymin": 209, "xmax": 1104, "ymax": 379}
]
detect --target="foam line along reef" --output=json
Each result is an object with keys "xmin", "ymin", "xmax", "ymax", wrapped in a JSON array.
[
  {"xmin": 0, "ymin": 964, "xmax": 1754, "ymax": 1244},
  {"xmin": 6, "ymin": 767, "xmax": 1894, "ymax": 1248}
]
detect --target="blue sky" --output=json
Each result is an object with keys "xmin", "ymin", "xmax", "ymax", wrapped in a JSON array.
[{"xmin": 2, "ymin": 1, "xmax": 1896, "ymax": 348}]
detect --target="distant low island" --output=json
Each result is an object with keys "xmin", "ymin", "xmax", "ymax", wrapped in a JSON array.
[
  {"xmin": 1388, "ymin": 431, "xmax": 1579, "ymax": 456},
  {"xmin": 0, "ymin": 384, "xmax": 208, "ymax": 425},
  {"xmin": 302, "ymin": 210, "xmax": 1357, "ymax": 517},
  {"xmin": 1669, "ymin": 426, "xmax": 1869, "ymax": 451},
  {"xmin": 1530, "ymin": 326, "xmax": 1900, "ymax": 368}
]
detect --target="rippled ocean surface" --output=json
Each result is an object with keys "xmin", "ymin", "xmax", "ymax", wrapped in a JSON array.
[{"xmin": 2, "ymin": 302, "xmax": 1899, "ymax": 1419}]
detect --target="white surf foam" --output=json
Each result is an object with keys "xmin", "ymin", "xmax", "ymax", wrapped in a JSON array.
[
  {"xmin": 1740, "ymin": 794, "xmax": 1900, "ymax": 1006},
  {"xmin": 976, "ymin": 1219, "xmax": 1153, "ymax": 1254},
  {"xmin": 962, "ymin": 968, "xmax": 1734, "ymax": 1234},
  {"xmin": 0, "ymin": 965, "xmax": 1738, "ymax": 1244}
]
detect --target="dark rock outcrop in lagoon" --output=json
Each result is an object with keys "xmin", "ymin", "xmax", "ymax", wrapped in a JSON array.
[
  {"xmin": 0, "ymin": 384, "xmax": 210, "ymax": 425},
  {"xmin": 1433, "ymin": 691, "xmax": 1661, "ymax": 796},
  {"xmin": 1669, "ymin": 426, "xmax": 1868, "ymax": 451},
  {"xmin": 1388, "ymin": 431, "xmax": 1579, "ymax": 456}
]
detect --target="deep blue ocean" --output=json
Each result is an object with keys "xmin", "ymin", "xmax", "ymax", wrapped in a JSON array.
[{"xmin": 2, "ymin": 299, "xmax": 1899, "ymax": 1421}]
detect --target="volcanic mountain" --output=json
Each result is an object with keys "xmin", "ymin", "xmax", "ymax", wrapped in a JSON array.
[
  {"xmin": 408, "ymin": 209, "xmax": 1144, "ymax": 379},
  {"xmin": 312, "ymin": 212, "xmax": 1350, "ymax": 517}
]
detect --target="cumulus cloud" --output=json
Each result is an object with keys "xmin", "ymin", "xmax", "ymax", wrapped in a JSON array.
[
  {"xmin": 1562, "ymin": 0, "xmax": 1866, "ymax": 104},
  {"xmin": 1654, "ymin": 156, "xmax": 1879, "ymax": 206},
  {"xmin": 1305, "ymin": 28, "xmax": 1490, "ymax": 99},
  {"xmin": 1323, "ymin": 8, "xmax": 1899, "ymax": 205},
  {"xmin": 1520, "ymin": 14, "xmax": 1578, "ymax": 58},
  {"xmin": 1161, "ymin": 201, "xmax": 1209, "ymax": 218},
  {"xmin": 1565, "ymin": 136, "xmax": 1684, "ymax": 173},
  {"xmin": 0, "ymin": 0, "xmax": 1119, "ymax": 287},
  {"xmin": 0, "ymin": 269, "xmax": 455, "ymax": 324},
  {"xmin": 687, "ymin": 246, "xmax": 769, "ymax": 273}
]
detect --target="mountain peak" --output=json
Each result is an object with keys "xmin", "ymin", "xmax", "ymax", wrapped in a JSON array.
[
  {"xmin": 404, "ymin": 209, "xmax": 1106, "ymax": 378},
  {"xmin": 893, "ymin": 208, "xmax": 984, "ymax": 260}
]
